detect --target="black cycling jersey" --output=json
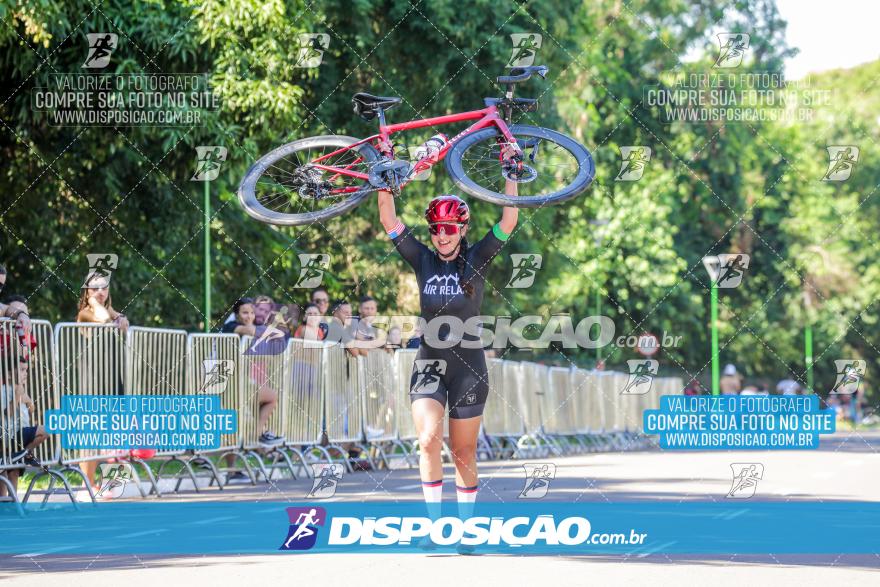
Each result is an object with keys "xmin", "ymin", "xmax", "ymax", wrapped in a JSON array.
[
  {"xmin": 391, "ymin": 224, "xmax": 508, "ymax": 418},
  {"xmin": 392, "ymin": 225, "xmax": 505, "ymax": 342}
]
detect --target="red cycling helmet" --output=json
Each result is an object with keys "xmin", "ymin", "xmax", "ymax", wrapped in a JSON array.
[{"xmin": 425, "ymin": 195, "xmax": 469, "ymax": 233}]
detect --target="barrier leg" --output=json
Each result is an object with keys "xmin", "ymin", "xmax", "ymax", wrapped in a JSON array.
[
  {"xmin": 59, "ymin": 465, "xmax": 96, "ymax": 503},
  {"xmin": 279, "ymin": 445, "xmax": 310, "ymax": 479},
  {"xmin": 322, "ymin": 444, "xmax": 355, "ymax": 473},
  {"xmin": 217, "ymin": 450, "xmax": 257, "ymax": 485},
  {"xmin": 352, "ymin": 442, "xmax": 377, "ymax": 471},
  {"xmin": 0, "ymin": 474, "xmax": 24, "ymax": 516},
  {"xmin": 476, "ymin": 435, "xmax": 494, "ymax": 461},
  {"xmin": 244, "ymin": 450, "xmax": 272, "ymax": 482},
  {"xmin": 127, "ymin": 457, "xmax": 163, "ymax": 498},
  {"xmin": 264, "ymin": 448, "xmax": 298, "ymax": 480},
  {"xmin": 187, "ymin": 455, "xmax": 224, "ymax": 490},
  {"xmin": 24, "ymin": 470, "xmax": 80, "ymax": 508}
]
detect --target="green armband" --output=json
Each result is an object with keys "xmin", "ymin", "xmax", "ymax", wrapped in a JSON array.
[{"xmin": 493, "ymin": 223, "xmax": 511, "ymax": 242}]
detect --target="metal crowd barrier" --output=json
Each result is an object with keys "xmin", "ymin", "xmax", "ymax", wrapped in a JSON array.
[
  {"xmin": 53, "ymin": 322, "xmax": 127, "ymax": 501},
  {"xmin": 1, "ymin": 317, "xmax": 687, "ymax": 504},
  {"xmin": 1, "ymin": 319, "xmax": 67, "ymax": 508}
]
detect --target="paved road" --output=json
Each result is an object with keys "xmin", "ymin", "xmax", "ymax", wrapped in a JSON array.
[{"xmin": 2, "ymin": 432, "xmax": 878, "ymax": 585}]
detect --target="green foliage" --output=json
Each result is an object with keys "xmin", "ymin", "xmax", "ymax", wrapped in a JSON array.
[{"xmin": 0, "ymin": 0, "xmax": 877, "ymax": 404}]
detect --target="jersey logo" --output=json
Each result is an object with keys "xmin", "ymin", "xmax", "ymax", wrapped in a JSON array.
[{"xmin": 423, "ymin": 273, "xmax": 463, "ymax": 296}]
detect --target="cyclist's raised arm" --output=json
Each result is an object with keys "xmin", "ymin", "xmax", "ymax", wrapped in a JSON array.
[
  {"xmin": 377, "ymin": 189, "xmax": 400, "ymax": 233},
  {"xmin": 471, "ymin": 180, "xmax": 519, "ymax": 267},
  {"xmin": 378, "ymin": 189, "xmax": 428, "ymax": 270},
  {"xmin": 498, "ymin": 179, "xmax": 519, "ymax": 235}
]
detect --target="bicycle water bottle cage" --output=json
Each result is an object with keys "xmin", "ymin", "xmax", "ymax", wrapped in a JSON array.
[
  {"xmin": 483, "ymin": 97, "xmax": 539, "ymax": 113},
  {"xmin": 352, "ymin": 93, "xmax": 402, "ymax": 121}
]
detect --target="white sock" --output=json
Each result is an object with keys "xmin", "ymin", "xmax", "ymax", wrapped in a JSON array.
[
  {"xmin": 456, "ymin": 484, "xmax": 478, "ymax": 519},
  {"xmin": 422, "ymin": 479, "xmax": 443, "ymax": 520}
]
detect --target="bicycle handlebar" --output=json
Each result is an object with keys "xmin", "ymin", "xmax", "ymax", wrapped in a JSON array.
[{"xmin": 496, "ymin": 65, "xmax": 549, "ymax": 85}]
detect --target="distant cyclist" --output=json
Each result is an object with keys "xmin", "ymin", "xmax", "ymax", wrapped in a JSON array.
[{"xmin": 378, "ymin": 181, "xmax": 518, "ymax": 551}]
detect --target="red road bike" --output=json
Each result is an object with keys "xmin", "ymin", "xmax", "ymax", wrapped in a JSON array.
[{"xmin": 238, "ymin": 65, "xmax": 594, "ymax": 226}]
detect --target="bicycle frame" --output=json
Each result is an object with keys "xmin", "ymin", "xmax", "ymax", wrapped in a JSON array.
[{"xmin": 309, "ymin": 103, "xmax": 519, "ymax": 193}]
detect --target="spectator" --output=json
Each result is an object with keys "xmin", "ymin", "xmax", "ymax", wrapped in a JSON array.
[
  {"xmin": 0, "ymin": 354, "xmax": 49, "ymax": 498},
  {"xmin": 253, "ymin": 295, "xmax": 275, "ymax": 327},
  {"xmin": 0, "ymin": 265, "xmax": 32, "ymax": 338},
  {"xmin": 385, "ymin": 326, "xmax": 402, "ymax": 353},
  {"xmin": 76, "ymin": 272, "xmax": 129, "ymax": 493},
  {"xmin": 776, "ymin": 378, "xmax": 801, "ymax": 395},
  {"xmin": 355, "ymin": 295, "xmax": 381, "ymax": 350},
  {"xmin": 221, "ymin": 297, "xmax": 256, "ymax": 336},
  {"xmin": 740, "ymin": 384, "xmax": 760, "ymax": 396},
  {"xmin": 77, "ymin": 272, "xmax": 129, "ymax": 334},
  {"xmin": 720, "ymin": 364, "xmax": 743, "ymax": 395},
  {"xmin": 311, "ymin": 287, "xmax": 330, "ymax": 317},
  {"xmin": 329, "ymin": 300, "xmax": 363, "ymax": 356},
  {"xmin": 294, "ymin": 303, "xmax": 327, "ymax": 343},
  {"xmin": 683, "ymin": 378, "xmax": 704, "ymax": 395}
]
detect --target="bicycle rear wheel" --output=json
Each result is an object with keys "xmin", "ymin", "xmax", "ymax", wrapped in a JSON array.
[
  {"xmin": 444, "ymin": 124, "xmax": 594, "ymax": 207},
  {"xmin": 238, "ymin": 135, "xmax": 380, "ymax": 226}
]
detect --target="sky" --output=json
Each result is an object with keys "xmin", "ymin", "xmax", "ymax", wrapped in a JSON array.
[{"xmin": 777, "ymin": 0, "xmax": 880, "ymax": 78}]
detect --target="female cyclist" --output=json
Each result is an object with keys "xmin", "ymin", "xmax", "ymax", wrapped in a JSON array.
[{"xmin": 378, "ymin": 180, "xmax": 518, "ymax": 543}]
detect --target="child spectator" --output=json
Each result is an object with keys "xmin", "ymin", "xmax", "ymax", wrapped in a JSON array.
[{"xmin": 0, "ymin": 337, "xmax": 49, "ymax": 498}]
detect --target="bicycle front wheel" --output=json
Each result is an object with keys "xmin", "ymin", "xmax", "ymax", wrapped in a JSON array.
[
  {"xmin": 238, "ymin": 135, "xmax": 380, "ymax": 226},
  {"xmin": 445, "ymin": 124, "xmax": 594, "ymax": 207}
]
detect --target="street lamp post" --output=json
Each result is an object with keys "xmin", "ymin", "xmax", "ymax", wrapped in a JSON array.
[
  {"xmin": 803, "ymin": 290, "xmax": 814, "ymax": 394},
  {"xmin": 204, "ymin": 180, "xmax": 211, "ymax": 333},
  {"xmin": 590, "ymin": 219, "xmax": 609, "ymax": 365},
  {"xmin": 702, "ymin": 256, "xmax": 721, "ymax": 395}
]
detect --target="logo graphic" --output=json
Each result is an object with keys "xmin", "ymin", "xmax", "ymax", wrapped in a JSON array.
[
  {"xmin": 714, "ymin": 33, "xmax": 750, "ymax": 68},
  {"xmin": 422, "ymin": 273, "xmax": 463, "ymax": 296},
  {"xmin": 84, "ymin": 253, "xmax": 118, "ymax": 286},
  {"xmin": 191, "ymin": 146, "xmax": 227, "ymax": 181},
  {"xmin": 294, "ymin": 33, "xmax": 330, "ymax": 68},
  {"xmin": 201, "ymin": 360, "xmax": 234, "ymax": 394},
  {"xmin": 822, "ymin": 146, "xmax": 859, "ymax": 181},
  {"xmin": 621, "ymin": 359, "xmax": 658, "ymax": 395},
  {"xmin": 280, "ymin": 506, "xmax": 327, "ymax": 550},
  {"xmin": 96, "ymin": 463, "xmax": 132, "ymax": 498},
  {"xmin": 507, "ymin": 33, "xmax": 542, "ymax": 67},
  {"xmin": 727, "ymin": 463, "xmax": 763, "ymax": 498},
  {"xmin": 412, "ymin": 359, "xmax": 446, "ymax": 395},
  {"xmin": 831, "ymin": 360, "xmax": 866, "ymax": 395},
  {"xmin": 464, "ymin": 392, "xmax": 477, "ymax": 405},
  {"xmin": 506, "ymin": 254, "xmax": 543, "ymax": 289},
  {"xmin": 519, "ymin": 463, "xmax": 556, "ymax": 499},
  {"xmin": 703, "ymin": 254, "xmax": 750, "ymax": 289},
  {"xmin": 82, "ymin": 33, "xmax": 117, "ymax": 69},
  {"xmin": 615, "ymin": 146, "xmax": 652, "ymax": 181},
  {"xmin": 425, "ymin": 274, "xmax": 458, "ymax": 285},
  {"xmin": 308, "ymin": 463, "xmax": 344, "ymax": 498},
  {"xmin": 295, "ymin": 254, "xmax": 330, "ymax": 288}
]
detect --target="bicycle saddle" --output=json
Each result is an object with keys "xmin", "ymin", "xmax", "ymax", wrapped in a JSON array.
[{"xmin": 352, "ymin": 92, "xmax": 402, "ymax": 120}]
